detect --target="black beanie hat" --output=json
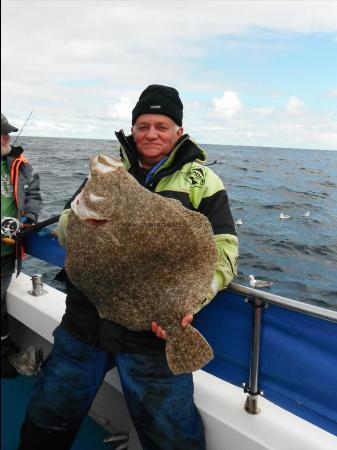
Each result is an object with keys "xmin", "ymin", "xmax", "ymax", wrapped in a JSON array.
[{"xmin": 132, "ymin": 84, "xmax": 183, "ymax": 126}]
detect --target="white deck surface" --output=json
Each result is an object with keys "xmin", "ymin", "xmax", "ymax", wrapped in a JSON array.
[{"xmin": 7, "ymin": 273, "xmax": 337, "ymax": 449}]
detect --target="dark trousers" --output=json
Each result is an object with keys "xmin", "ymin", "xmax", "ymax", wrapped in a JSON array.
[
  {"xmin": 18, "ymin": 326, "xmax": 205, "ymax": 450},
  {"xmin": 1, "ymin": 254, "xmax": 15, "ymax": 337}
]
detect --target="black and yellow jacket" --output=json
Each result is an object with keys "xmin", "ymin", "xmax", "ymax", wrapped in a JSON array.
[
  {"xmin": 117, "ymin": 131, "xmax": 238, "ymax": 302},
  {"xmin": 59, "ymin": 133, "xmax": 238, "ymax": 352}
]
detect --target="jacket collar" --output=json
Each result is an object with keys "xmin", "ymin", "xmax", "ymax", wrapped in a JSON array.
[
  {"xmin": 2, "ymin": 146, "xmax": 24, "ymax": 163},
  {"xmin": 8, "ymin": 146, "xmax": 24, "ymax": 158},
  {"xmin": 115, "ymin": 130, "xmax": 207, "ymax": 185}
]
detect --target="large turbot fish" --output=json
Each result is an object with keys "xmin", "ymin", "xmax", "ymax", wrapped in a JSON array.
[{"xmin": 65, "ymin": 154, "xmax": 217, "ymax": 374}]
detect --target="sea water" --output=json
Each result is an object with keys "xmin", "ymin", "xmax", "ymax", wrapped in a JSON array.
[{"xmin": 17, "ymin": 136, "xmax": 337, "ymax": 309}]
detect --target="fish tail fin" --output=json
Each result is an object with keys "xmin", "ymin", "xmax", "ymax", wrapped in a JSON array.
[{"xmin": 166, "ymin": 325, "xmax": 214, "ymax": 375}]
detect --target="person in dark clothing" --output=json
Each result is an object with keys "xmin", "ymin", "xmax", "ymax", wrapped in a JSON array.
[
  {"xmin": 18, "ymin": 85, "xmax": 239, "ymax": 450},
  {"xmin": 1, "ymin": 113, "xmax": 42, "ymax": 378}
]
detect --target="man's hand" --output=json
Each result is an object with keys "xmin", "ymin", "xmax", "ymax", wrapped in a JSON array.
[
  {"xmin": 20, "ymin": 216, "xmax": 35, "ymax": 229},
  {"xmin": 151, "ymin": 314, "xmax": 193, "ymax": 340}
]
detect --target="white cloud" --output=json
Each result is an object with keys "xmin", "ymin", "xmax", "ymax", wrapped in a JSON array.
[
  {"xmin": 2, "ymin": 2, "xmax": 337, "ymax": 86},
  {"xmin": 319, "ymin": 131, "xmax": 337, "ymax": 145},
  {"xmin": 209, "ymin": 91, "xmax": 243, "ymax": 120},
  {"xmin": 108, "ymin": 97, "xmax": 133, "ymax": 120},
  {"xmin": 192, "ymin": 102, "xmax": 337, "ymax": 150},
  {"xmin": 186, "ymin": 100, "xmax": 201, "ymax": 110},
  {"xmin": 251, "ymin": 107, "xmax": 274, "ymax": 116},
  {"xmin": 286, "ymin": 96, "xmax": 304, "ymax": 113},
  {"xmin": 1, "ymin": 1, "xmax": 337, "ymax": 149}
]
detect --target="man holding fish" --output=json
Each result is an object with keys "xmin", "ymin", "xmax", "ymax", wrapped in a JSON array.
[{"xmin": 18, "ymin": 85, "xmax": 238, "ymax": 450}]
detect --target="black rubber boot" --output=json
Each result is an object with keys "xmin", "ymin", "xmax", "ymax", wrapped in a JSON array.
[{"xmin": 18, "ymin": 417, "xmax": 78, "ymax": 450}]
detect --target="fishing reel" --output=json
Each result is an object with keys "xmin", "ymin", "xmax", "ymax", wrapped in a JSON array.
[{"xmin": 1, "ymin": 216, "xmax": 21, "ymax": 244}]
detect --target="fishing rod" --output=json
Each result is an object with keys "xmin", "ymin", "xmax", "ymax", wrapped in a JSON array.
[
  {"xmin": 22, "ymin": 215, "xmax": 61, "ymax": 235},
  {"xmin": 12, "ymin": 110, "xmax": 34, "ymax": 146}
]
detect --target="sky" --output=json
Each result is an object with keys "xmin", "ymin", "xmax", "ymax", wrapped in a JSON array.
[{"xmin": 1, "ymin": 0, "xmax": 337, "ymax": 150}]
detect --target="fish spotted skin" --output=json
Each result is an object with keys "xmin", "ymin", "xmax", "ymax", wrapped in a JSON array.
[{"xmin": 65, "ymin": 154, "xmax": 217, "ymax": 374}]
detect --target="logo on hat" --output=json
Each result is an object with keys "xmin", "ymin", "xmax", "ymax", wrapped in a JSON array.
[{"xmin": 150, "ymin": 105, "xmax": 162, "ymax": 109}]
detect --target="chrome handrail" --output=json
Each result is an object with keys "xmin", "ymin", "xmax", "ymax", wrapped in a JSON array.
[
  {"xmin": 243, "ymin": 297, "xmax": 265, "ymax": 414},
  {"xmin": 227, "ymin": 281, "xmax": 337, "ymax": 414},
  {"xmin": 228, "ymin": 282, "xmax": 337, "ymax": 323}
]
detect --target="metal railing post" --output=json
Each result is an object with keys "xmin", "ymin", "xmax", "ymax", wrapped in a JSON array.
[{"xmin": 243, "ymin": 297, "xmax": 266, "ymax": 414}]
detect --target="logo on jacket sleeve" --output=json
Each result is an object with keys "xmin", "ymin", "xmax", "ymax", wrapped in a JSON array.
[{"xmin": 182, "ymin": 167, "xmax": 206, "ymax": 187}]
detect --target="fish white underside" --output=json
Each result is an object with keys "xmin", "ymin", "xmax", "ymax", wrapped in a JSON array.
[
  {"xmin": 71, "ymin": 191, "xmax": 109, "ymax": 221},
  {"xmin": 71, "ymin": 154, "xmax": 122, "ymax": 220}
]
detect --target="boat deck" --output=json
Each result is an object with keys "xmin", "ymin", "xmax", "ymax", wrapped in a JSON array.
[{"xmin": 1, "ymin": 375, "xmax": 109, "ymax": 450}]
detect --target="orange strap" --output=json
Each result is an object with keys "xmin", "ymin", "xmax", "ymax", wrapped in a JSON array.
[
  {"xmin": 9, "ymin": 155, "xmax": 28, "ymax": 259},
  {"xmin": 10, "ymin": 155, "xmax": 28, "ymax": 206}
]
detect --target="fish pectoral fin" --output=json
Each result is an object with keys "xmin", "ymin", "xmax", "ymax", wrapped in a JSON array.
[{"xmin": 165, "ymin": 325, "xmax": 214, "ymax": 375}]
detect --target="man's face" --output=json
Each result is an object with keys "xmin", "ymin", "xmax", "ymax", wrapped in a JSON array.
[
  {"xmin": 132, "ymin": 114, "xmax": 183, "ymax": 168},
  {"xmin": 1, "ymin": 134, "xmax": 11, "ymax": 156}
]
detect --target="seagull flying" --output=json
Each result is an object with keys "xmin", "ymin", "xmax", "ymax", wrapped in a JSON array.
[
  {"xmin": 249, "ymin": 275, "xmax": 273, "ymax": 288},
  {"xmin": 235, "ymin": 218, "xmax": 243, "ymax": 226},
  {"xmin": 279, "ymin": 213, "xmax": 291, "ymax": 219}
]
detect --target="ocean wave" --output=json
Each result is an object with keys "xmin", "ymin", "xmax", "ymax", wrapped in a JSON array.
[
  {"xmin": 273, "ymin": 185, "xmax": 329, "ymax": 199},
  {"xmin": 264, "ymin": 239, "xmax": 336, "ymax": 259}
]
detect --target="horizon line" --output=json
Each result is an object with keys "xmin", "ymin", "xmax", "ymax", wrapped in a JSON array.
[{"xmin": 12, "ymin": 134, "xmax": 336, "ymax": 153}]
